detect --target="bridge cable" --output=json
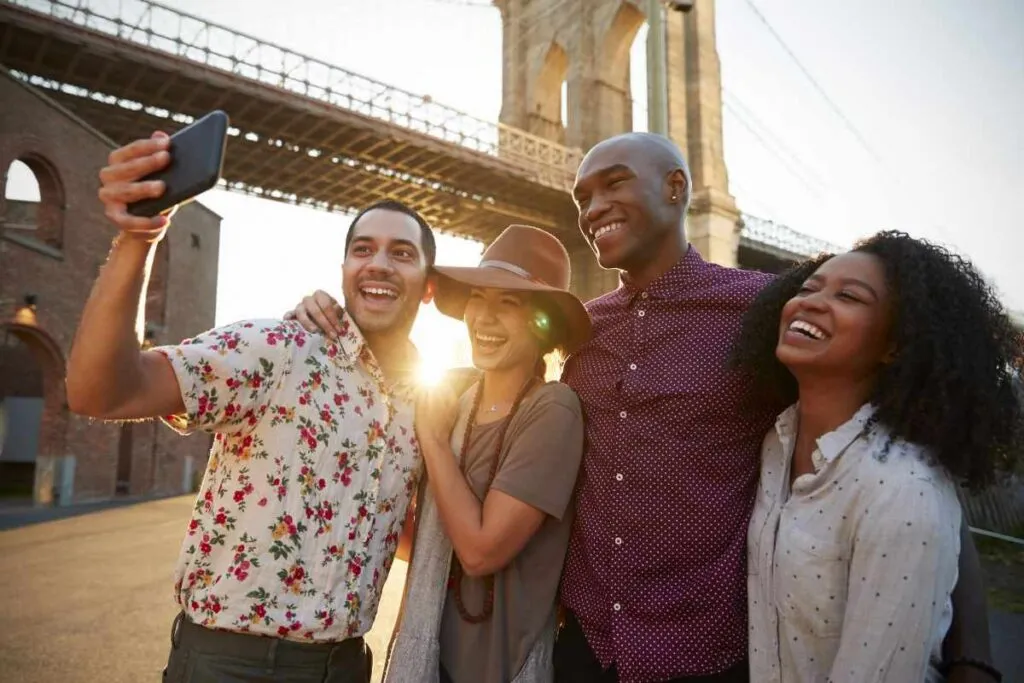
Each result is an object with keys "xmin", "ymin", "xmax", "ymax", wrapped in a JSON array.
[{"xmin": 741, "ymin": 0, "xmax": 884, "ymax": 167}]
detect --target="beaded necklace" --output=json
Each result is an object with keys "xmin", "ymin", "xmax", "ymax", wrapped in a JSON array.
[{"xmin": 448, "ymin": 374, "xmax": 539, "ymax": 623}]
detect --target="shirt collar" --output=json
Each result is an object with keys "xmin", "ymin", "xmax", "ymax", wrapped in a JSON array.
[
  {"xmin": 816, "ymin": 402, "xmax": 876, "ymax": 464},
  {"xmin": 332, "ymin": 310, "xmax": 420, "ymax": 394},
  {"xmin": 774, "ymin": 402, "xmax": 877, "ymax": 466},
  {"xmin": 617, "ymin": 246, "xmax": 711, "ymax": 301}
]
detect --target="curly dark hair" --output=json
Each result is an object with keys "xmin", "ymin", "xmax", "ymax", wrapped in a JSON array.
[{"xmin": 731, "ymin": 230, "xmax": 1023, "ymax": 488}]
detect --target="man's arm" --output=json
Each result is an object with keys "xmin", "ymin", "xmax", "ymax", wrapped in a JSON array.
[
  {"xmin": 944, "ymin": 518, "xmax": 998, "ymax": 683},
  {"xmin": 66, "ymin": 132, "xmax": 185, "ymax": 420}
]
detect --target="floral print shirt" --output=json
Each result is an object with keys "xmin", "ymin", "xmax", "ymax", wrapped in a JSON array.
[{"xmin": 155, "ymin": 314, "xmax": 420, "ymax": 642}]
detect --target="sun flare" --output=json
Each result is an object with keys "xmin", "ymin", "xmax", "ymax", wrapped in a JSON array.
[{"xmin": 411, "ymin": 304, "xmax": 473, "ymax": 387}]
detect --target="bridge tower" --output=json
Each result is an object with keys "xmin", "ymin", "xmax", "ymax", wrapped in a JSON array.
[{"xmin": 495, "ymin": 0, "xmax": 740, "ymax": 299}]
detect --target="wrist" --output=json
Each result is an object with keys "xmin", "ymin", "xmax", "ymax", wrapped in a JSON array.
[
  {"xmin": 419, "ymin": 433, "xmax": 450, "ymax": 455},
  {"xmin": 112, "ymin": 231, "xmax": 160, "ymax": 254}
]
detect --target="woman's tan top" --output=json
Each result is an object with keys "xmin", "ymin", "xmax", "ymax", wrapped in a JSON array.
[{"xmin": 439, "ymin": 381, "xmax": 584, "ymax": 683}]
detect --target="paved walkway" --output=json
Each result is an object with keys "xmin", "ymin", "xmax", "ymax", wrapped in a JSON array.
[
  {"xmin": 0, "ymin": 496, "xmax": 1019, "ymax": 682},
  {"xmin": 0, "ymin": 496, "xmax": 404, "ymax": 683}
]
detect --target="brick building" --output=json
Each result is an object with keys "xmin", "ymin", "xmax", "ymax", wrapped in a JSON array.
[{"xmin": 0, "ymin": 70, "xmax": 220, "ymax": 506}]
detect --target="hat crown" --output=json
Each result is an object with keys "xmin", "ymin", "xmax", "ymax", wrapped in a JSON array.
[{"xmin": 478, "ymin": 225, "xmax": 570, "ymax": 290}]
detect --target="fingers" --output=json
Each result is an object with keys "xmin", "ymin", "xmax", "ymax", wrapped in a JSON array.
[
  {"xmin": 99, "ymin": 180, "xmax": 165, "ymax": 206},
  {"xmin": 291, "ymin": 290, "xmax": 343, "ymax": 338},
  {"xmin": 106, "ymin": 133, "xmax": 170, "ymax": 167},
  {"xmin": 98, "ymin": 132, "xmax": 173, "ymax": 236},
  {"xmin": 312, "ymin": 290, "xmax": 344, "ymax": 337},
  {"xmin": 293, "ymin": 297, "xmax": 322, "ymax": 334},
  {"xmin": 294, "ymin": 294, "xmax": 336, "ymax": 338},
  {"xmin": 100, "ymin": 149, "xmax": 170, "ymax": 186}
]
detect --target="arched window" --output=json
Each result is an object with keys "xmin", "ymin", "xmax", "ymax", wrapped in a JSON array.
[
  {"xmin": 531, "ymin": 42, "xmax": 570, "ymax": 143},
  {"xmin": 598, "ymin": 2, "xmax": 646, "ymax": 136},
  {"xmin": 2, "ymin": 155, "xmax": 65, "ymax": 252},
  {"xmin": 630, "ymin": 23, "xmax": 650, "ymax": 132}
]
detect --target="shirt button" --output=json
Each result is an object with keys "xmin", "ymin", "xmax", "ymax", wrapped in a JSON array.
[
  {"xmin": 614, "ymin": 537, "xmax": 623, "ymax": 546},
  {"xmin": 615, "ymin": 473, "xmax": 623, "ymax": 482},
  {"xmin": 629, "ymin": 363, "xmax": 637, "ymax": 371},
  {"xmin": 641, "ymin": 292, "xmax": 649, "ymax": 299},
  {"xmin": 637, "ymin": 310, "xmax": 645, "ymax": 317},
  {"xmin": 613, "ymin": 603, "xmax": 622, "ymax": 612},
  {"xmin": 619, "ymin": 410, "xmax": 627, "ymax": 419}
]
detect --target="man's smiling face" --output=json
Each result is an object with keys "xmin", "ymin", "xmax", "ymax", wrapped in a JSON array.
[
  {"xmin": 341, "ymin": 208, "xmax": 430, "ymax": 337},
  {"xmin": 572, "ymin": 137, "xmax": 680, "ymax": 272}
]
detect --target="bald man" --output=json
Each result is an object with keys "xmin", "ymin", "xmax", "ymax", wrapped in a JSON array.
[{"xmin": 554, "ymin": 132, "xmax": 990, "ymax": 683}]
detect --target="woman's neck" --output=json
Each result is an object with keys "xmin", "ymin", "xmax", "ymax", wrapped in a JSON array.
[
  {"xmin": 795, "ymin": 374, "xmax": 876, "ymax": 441},
  {"xmin": 480, "ymin": 363, "xmax": 536, "ymax": 410}
]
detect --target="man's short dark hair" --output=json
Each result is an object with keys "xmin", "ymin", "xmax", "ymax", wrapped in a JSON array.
[{"xmin": 343, "ymin": 200, "xmax": 436, "ymax": 268}]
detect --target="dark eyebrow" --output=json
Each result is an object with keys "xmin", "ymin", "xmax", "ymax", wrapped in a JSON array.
[
  {"xmin": 595, "ymin": 163, "xmax": 634, "ymax": 178},
  {"xmin": 807, "ymin": 273, "xmax": 880, "ymax": 300},
  {"xmin": 388, "ymin": 239, "xmax": 420, "ymax": 253},
  {"xmin": 349, "ymin": 236, "xmax": 420, "ymax": 253},
  {"xmin": 573, "ymin": 163, "xmax": 635, "ymax": 199},
  {"xmin": 840, "ymin": 277, "xmax": 880, "ymax": 300}
]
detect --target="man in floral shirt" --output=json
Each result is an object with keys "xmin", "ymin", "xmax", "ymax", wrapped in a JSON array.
[{"xmin": 65, "ymin": 131, "xmax": 435, "ymax": 682}]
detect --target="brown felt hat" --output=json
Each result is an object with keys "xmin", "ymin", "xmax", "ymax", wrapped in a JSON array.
[{"xmin": 433, "ymin": 225, "xmax": 592, "ymax": 355}]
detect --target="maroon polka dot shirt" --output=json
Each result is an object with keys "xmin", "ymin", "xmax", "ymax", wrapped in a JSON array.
[{"xmin": 560, "ymin": 247, "xmax": 784, "ymax": 681}]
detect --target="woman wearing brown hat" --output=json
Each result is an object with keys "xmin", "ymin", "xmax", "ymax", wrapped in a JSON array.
[{"xmin": 375, "ymin": 224, "xmax": 591, "ymax": 683}]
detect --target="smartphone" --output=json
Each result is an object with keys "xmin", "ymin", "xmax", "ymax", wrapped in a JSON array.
[{"xmin": 127, "ymin": 110, "xmax": 229, "ymax": 218}]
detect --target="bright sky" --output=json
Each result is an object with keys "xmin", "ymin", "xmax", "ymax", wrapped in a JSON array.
[{"xmin": 6, "ymin": 0, "xmax": 1023, "ymax": 374}]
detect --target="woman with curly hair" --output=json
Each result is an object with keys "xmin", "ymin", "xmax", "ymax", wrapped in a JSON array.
[{"xmin": 733, "ymin": 231, "xmax": 1022, "ymax": 683}]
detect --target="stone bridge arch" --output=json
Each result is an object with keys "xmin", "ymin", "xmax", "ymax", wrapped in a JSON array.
[{"xmin": 498, "ymin": 0, "xmax": 743, "ymax": 300}]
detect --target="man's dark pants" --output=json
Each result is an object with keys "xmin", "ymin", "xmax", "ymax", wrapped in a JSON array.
[
  {"xmin": 554, "ymin": 610, "xmax": 749, "ymax": 683},
  {"xmin": 162, "ymin": 612, "xmax": 372, "ymax": 683}
]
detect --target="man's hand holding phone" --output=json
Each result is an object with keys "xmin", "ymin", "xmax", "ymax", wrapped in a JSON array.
[{"xmin": 98, "ymin": 131, "xmax": 174, "ymax": 243}]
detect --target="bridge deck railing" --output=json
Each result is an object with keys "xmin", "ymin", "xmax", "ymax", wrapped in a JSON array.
[
  {"xmin": 9, "ymin": 0, "xmax": 581, "ymax": 190},
  {"xmin": 740, "ymin": 213, "xmax": 845, "ymax": 259}
]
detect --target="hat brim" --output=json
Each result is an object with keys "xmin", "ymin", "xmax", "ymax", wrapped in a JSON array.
[{"xmin": 432, "ymin": 265, "xmax": 592, "ymax": 356}]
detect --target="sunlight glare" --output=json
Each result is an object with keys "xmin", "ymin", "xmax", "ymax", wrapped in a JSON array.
[
  {"xmin": 417, "ymin": 359, "xmax": 447, "ymax": 387},
  {"xmin": 411, "ymin": 302, "xmax": 474, "ymax": 387}
]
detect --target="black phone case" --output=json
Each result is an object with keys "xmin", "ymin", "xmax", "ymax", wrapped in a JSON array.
[{"xmin": 126, "ymin": 110, "xmax": 229, "ymax": 218}]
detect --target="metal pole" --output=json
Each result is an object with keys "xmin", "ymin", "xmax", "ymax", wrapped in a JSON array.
[{"xmin": 646, "ymin": 0, "xmax": 669, "ymax": 135}]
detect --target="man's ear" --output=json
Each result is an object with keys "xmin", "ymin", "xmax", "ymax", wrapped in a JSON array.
[
  {"xmin": 421, "ymin": 275, "xmax": 437, "ymax": 304},
  {"xmin": 666, "ymin": 168, "xmax": 687, "ymax": 203}
]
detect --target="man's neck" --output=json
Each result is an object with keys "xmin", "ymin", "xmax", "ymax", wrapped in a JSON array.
[
  {"xmin": 364, "ymin": 329, "xmax": 415, "ymax": 383},
  {"xmin": 622, "ymin": 229, "xmax": 686, "ymax": 291},
  {"xmin": 794, "ymin": 373, "xmax": 876, "ymax": 442}
]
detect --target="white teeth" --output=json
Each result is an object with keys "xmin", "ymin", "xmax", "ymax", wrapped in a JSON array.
[
  {"xmin": 475, "ymin": 333, "xmax": 505, "ymax": 344},
  {"xmin": 593, "ymin": 222, "xmax": 624, "ymax": 241},
  {"xmin": 789, "ymin": 320, "xmax": 826, "ymax": 340},
  {"xmin": 361, "ymin": 287, "xmax": 397, "ymax": 298}
]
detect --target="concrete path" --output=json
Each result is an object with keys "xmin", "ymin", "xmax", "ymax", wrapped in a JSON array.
[
  {"xmin": 0, "ymin": 495, "xmax": 1019, "ymax": 681},
  {"xmin": 0, "ymin": 496, "xmax": 405, "ymax": 683}
]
